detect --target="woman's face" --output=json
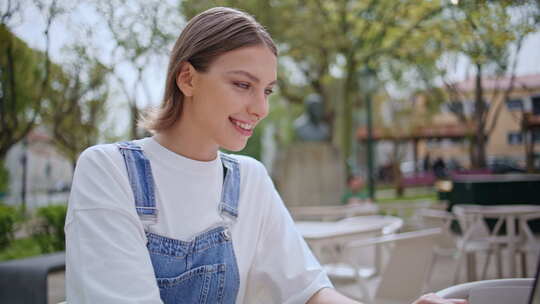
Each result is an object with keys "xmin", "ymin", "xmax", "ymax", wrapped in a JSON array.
[{"xmin": 182, "ymin": 44, "xmax": 277, "ymax": 152}]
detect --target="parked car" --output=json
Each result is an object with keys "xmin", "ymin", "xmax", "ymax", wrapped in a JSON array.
[{"xmin": 487, "ymin": 157, "xmax": 526, "ymax": 174}]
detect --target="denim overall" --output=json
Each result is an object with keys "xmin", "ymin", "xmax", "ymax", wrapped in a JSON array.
[{"xmin": 117, "ymin": 141, "xmax": 240, "ymax": 304}]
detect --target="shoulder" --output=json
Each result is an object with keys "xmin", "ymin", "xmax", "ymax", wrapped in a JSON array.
[
  {"xmin": 69, "ymin": 142, "xmax": 138, "ymax": 213},
  {"xmin": 78, "ymin": 142, "xmax": 123, "ymax": 164},
  {"xmin": 221, "ymin": 153, "xmax": 275, "ymax": 196},
  {"xmin": 221, "ymin": 153, "xmax": 268, "ymax": 177},
  {"xmin": 77, "ymin": 139, "xmax": 151, "ymax": 166},
  {"xmin": 73, "ymin": 142, "xmax": 128, "ymax": 189}
]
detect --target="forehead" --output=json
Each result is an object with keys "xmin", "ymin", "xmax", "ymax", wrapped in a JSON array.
[{"xmin": 208, "ymin": 45, "xmax": 277, "ymax": 82}]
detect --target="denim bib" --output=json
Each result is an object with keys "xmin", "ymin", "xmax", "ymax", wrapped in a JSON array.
[{"xmin": 117, "ymin": 141, "xmax": 240, "ymax": 304}]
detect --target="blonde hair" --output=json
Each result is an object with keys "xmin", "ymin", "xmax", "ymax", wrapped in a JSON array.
[{"xmin": 140, "ymin": 7, "xmax": 277, "ymax": 132}]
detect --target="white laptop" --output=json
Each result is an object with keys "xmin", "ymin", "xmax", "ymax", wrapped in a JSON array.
[{"xmin": 467, "ymin": 254, "xmax": 539, "ymax": 304}]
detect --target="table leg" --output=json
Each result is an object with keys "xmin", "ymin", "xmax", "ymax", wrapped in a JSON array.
[{"xmin": 374, "ymin": 242, "xmax": 381, "ymax": 276}]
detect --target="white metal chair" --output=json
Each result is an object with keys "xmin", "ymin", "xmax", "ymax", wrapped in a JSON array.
[
  {"xmin": 338, "ymin": 228, "xmax": 441, "ymax": 304},
  {"xmin": 453, "ymin": 204, "xmax": 535, "ymax": 280},
  {"xmin": 378, "ymin": 201, "xmax": 445, "ymax": 232},
  {"xmin": 436, "ymin": 278, "xmax": 533, "ymax": 304},
  {"xmin": 416, "ymin": 209, "xmax": 460, "ymax": 284},
  {"xmin": 518, "ymin": 212, "xmax": 540, "ymax": 276},
  {"xmin": 452, "ymin": 205, "xmax": 505, "ymax": 282}
]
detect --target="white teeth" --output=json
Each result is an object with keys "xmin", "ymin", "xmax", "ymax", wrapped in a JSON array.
[{"xmin": 233, "ymin": 120, "xmax": 253, "ymax": 130}]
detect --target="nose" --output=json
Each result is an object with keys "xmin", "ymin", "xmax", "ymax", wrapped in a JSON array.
[{"xmin": 248, "ymin": 90, "xmax": 269, "ymax": 121}]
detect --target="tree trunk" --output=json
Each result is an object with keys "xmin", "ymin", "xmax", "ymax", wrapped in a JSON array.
[
  {"xmin": 524, "ymin": 128, "xmax": 536, "ymax": 173},
  {"xmin": 392, "ymin": 140, "xmax": 404, "ymax": 197},
  {"xmin": 341, "ymin": 57, "xmax": 358, "ymax": 173},
  {"xmin": 467, "ymin": 135, "xmax": 477, "ymax": 169},
  {"xmin": 130, "ymin": 104, "xmax": 139, "ymax": 140},
  {"xmin": 473, "ymin": 63, "xmax": 487, "ymax": 169}
]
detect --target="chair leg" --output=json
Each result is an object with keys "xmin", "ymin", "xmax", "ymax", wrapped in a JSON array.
[
  {"xmin": 466, "ymin": 253, "xmax": 477, "ymax": 282},
  {"xmin": 355, "ymin": 275, "xmax": 373, "ymax": 304},
  {"xmin": 453, "ymin": 252, "xmax": 464, "ymax": 284},
  {"xmin": 495, "ymin": 246, "xmax": 503, "ymax": 278},
  {"xmin": 425, "ymin": 253, "xmax": 438, "ymax": 289},
  {"xmin": 521, "ymin": 252, "xmax": 528, "ymax": 277},
  {"xmin": 481, "ymin": 250, "xmax": 492, "ymax": 279}
]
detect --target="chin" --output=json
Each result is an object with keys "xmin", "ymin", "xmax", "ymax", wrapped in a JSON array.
[{"xmin": 221, "ymin": 141, "xmax": 248, "ymax": 152}]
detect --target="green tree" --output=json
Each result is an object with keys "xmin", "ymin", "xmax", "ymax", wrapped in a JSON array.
[
  {"xmin": 418, "ymin": 1, "xmax": 539, "ymax": 169},
  {"xmin": 181, "ymin": 0, "xmax": 450, "ymax": 173},
  {"xmin": 94, "ymin": 0, "xmax": 178, "ymax": 139},
  {"xmin": 0, "ymin": 0, "xmax": 62, "ymax": 159},
  {"xmin": 42, "ymin": 45, "xmax": 109, "ymax": 169}
]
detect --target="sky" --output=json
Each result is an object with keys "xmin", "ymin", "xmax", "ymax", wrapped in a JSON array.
[
  {"xmin": 9, "ymin": 1, "xmax": 540, "ymax": 136},
  {"xmin": 10, "ymin": 1, "xmax": 177, "ymax": 137}
]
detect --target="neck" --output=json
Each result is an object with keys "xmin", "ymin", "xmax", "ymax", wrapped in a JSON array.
[{"xmin": 154, "ymin": 126, "xmax": 218, "ymax": 162}]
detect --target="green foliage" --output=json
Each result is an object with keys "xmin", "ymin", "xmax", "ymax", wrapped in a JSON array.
[
  {"xmin": 414, "ymin": 1, "xmax": 540, "ymax": 168},
  {"xmin": 0, "ymin": 237, "xmax": 42, "ymax": 262},
  {"xmin": 31, "ymin": 204, "xmax": 67, "ymax": 253},
  {"xmin": 41, "ymin": 46, "xmax": 109, "ymax": 168},
  {"xmin": 0, "ymin": 159, "xmax": 9, "ymax": 196},
  {"xmin": 0, "ymin": 204, "xmax": 66, "ymax": 261},
  {"xmin": 0, "ymin": 204, "xmax": 18, "ymax": 249},
  {"xmin": 181, "ymin": 0, "xmax": 449, "ymax": 167},
  {"xmin": 0, "ymin": 25, "xmax": 46, "ymax": 158},
  {"xmin": 95, "ymin": 0, "xmax": 178, "ymax": 139}
]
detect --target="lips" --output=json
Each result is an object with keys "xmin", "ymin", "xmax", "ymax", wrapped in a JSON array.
[{"xmin": 229, "ymin": 117, "xmax": 254, "ymax": 136}]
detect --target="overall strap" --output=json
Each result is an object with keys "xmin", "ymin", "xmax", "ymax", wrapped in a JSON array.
[
  {"xmin": 116, "ymin": 141, "xmax": 158, "ymax": 224},
  {"xmin": 219, "ymin": 153, "xmax": 240, "ymax": 219}
]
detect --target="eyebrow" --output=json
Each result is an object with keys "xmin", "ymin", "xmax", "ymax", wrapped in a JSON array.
[{"xmin": 226, "ymin": 70, "xmax": 277, "ymax": 86}]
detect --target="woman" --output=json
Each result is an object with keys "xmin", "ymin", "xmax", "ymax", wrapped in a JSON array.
[{"xmin": 65, "ymin": 7, "xmax": 466, "ymax": 304}]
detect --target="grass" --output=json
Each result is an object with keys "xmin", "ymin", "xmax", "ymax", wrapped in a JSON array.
[
  {"xmin": 0, "ymin": 237, "xmax": 43, "ymax": 262},
  {"xmin": 377, "ymin": 192, "xmax": 438, "ymax": 204}
]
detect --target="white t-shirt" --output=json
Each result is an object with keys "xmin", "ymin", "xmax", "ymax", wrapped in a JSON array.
[{"xmin": 65, "ymin": 137, "xmax": 332, "ymax": 304}]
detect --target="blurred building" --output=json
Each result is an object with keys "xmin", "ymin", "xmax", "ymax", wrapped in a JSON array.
[
  {"xmin": 4, "ymin": 126, "xmax": 73, "ymax": 209},
  {"xmin": 356, "ymin": 74, "xmax": 540, "ymax": 173}
]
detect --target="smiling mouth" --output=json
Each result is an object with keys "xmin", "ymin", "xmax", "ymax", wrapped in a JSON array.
[
  {"xmin": 230, "ymin": 118, "xmax": 254, "ymax": 130},
  {"xmin": 230, "ymin": 118, "xmax": 254, "ymax": 136}
]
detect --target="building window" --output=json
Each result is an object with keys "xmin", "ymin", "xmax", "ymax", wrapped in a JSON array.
[
  {"xmin": 426, "ymin": 138, "xmax": 441, "ymax": 148},
  {"xmin": 534, "ymin": 130, "xmax": 540, "ymax": 143},
  {"xmin": 508, "ymin": 132, "xmax": 523, "ymax": 145},
  {"xmin": 450, "ymin": 137, "xmax": 464, "ymax": 145},
  {"xmin": 532, "ymin": 96, "xmax": 540, "ymax": 115},
  {"xmin": 506, "ymin": 98, "xmax": 523, "ymax": 111},
  {"xmin": 441, "ymin": 101, "xmax": 464, "ymax": 115}
]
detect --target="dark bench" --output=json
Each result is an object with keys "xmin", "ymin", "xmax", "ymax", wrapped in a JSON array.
[{"xmin": 0, "ymin": 252, "xmax": 65, "ymax": 304}]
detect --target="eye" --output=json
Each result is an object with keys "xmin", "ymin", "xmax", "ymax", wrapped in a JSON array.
[
  {"xmin": 264, "ymin": 88, "xmax": 274, "ymax": 96},
  {"xmin": 234, "ymin": 82, "xmax": 250, "ymax": 90}
]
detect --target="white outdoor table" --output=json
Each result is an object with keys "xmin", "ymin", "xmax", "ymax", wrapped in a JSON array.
[
  {"xmin": 289, "ymin": 203, "xmax": 379, "ymax": 221},
  {"xmin": 453, "ymin": 204, "xmax": 540, "ymax": 278},
  {"xmin": 296, "ymin": 215, "xmax": 403, "ymax": 277}
]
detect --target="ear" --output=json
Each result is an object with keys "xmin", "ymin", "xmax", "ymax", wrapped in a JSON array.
[{"xmin": 176, "ymin": 62, "xmax": 197, "ymax": 97}]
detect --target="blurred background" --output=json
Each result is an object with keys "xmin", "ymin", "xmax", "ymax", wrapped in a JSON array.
[{"xmin": 1, "ymin": 0, "xmax": 540, "ymax": 302}]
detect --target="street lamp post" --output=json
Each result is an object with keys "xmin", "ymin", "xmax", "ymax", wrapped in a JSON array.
[
  {"xmin": 358, "ymin": 68, "xmax": 378, "ymax": 201},
  {"xmin": 20, "ymin": 137, "xmax": 28, "ymax": 215},
  {"xmin": 366, "ymin": 89, "xmax": 375, "ymax": 200}
]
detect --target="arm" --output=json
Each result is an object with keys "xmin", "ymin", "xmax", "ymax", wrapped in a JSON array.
[
  {"xmin": 412, "ymin": 293, "xmax": 468, "ymax": 304},
  {"xmin": 65, "ymin": 146, "xmax": 163, "ymax": 303},
  {"xmin": 307, "ymin": 288, "xmax": 360, "ymax": 304},
  {"xmin": 244, "ymin": 162, "xmax": 333, "ymax": 303},
  {"xmin": 307, "ymin": 289, "xmax": 468, "ymax": 304},
  {"xmin": 66, "ymin": 209, "xmax": 162, "ymax": 303}
]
